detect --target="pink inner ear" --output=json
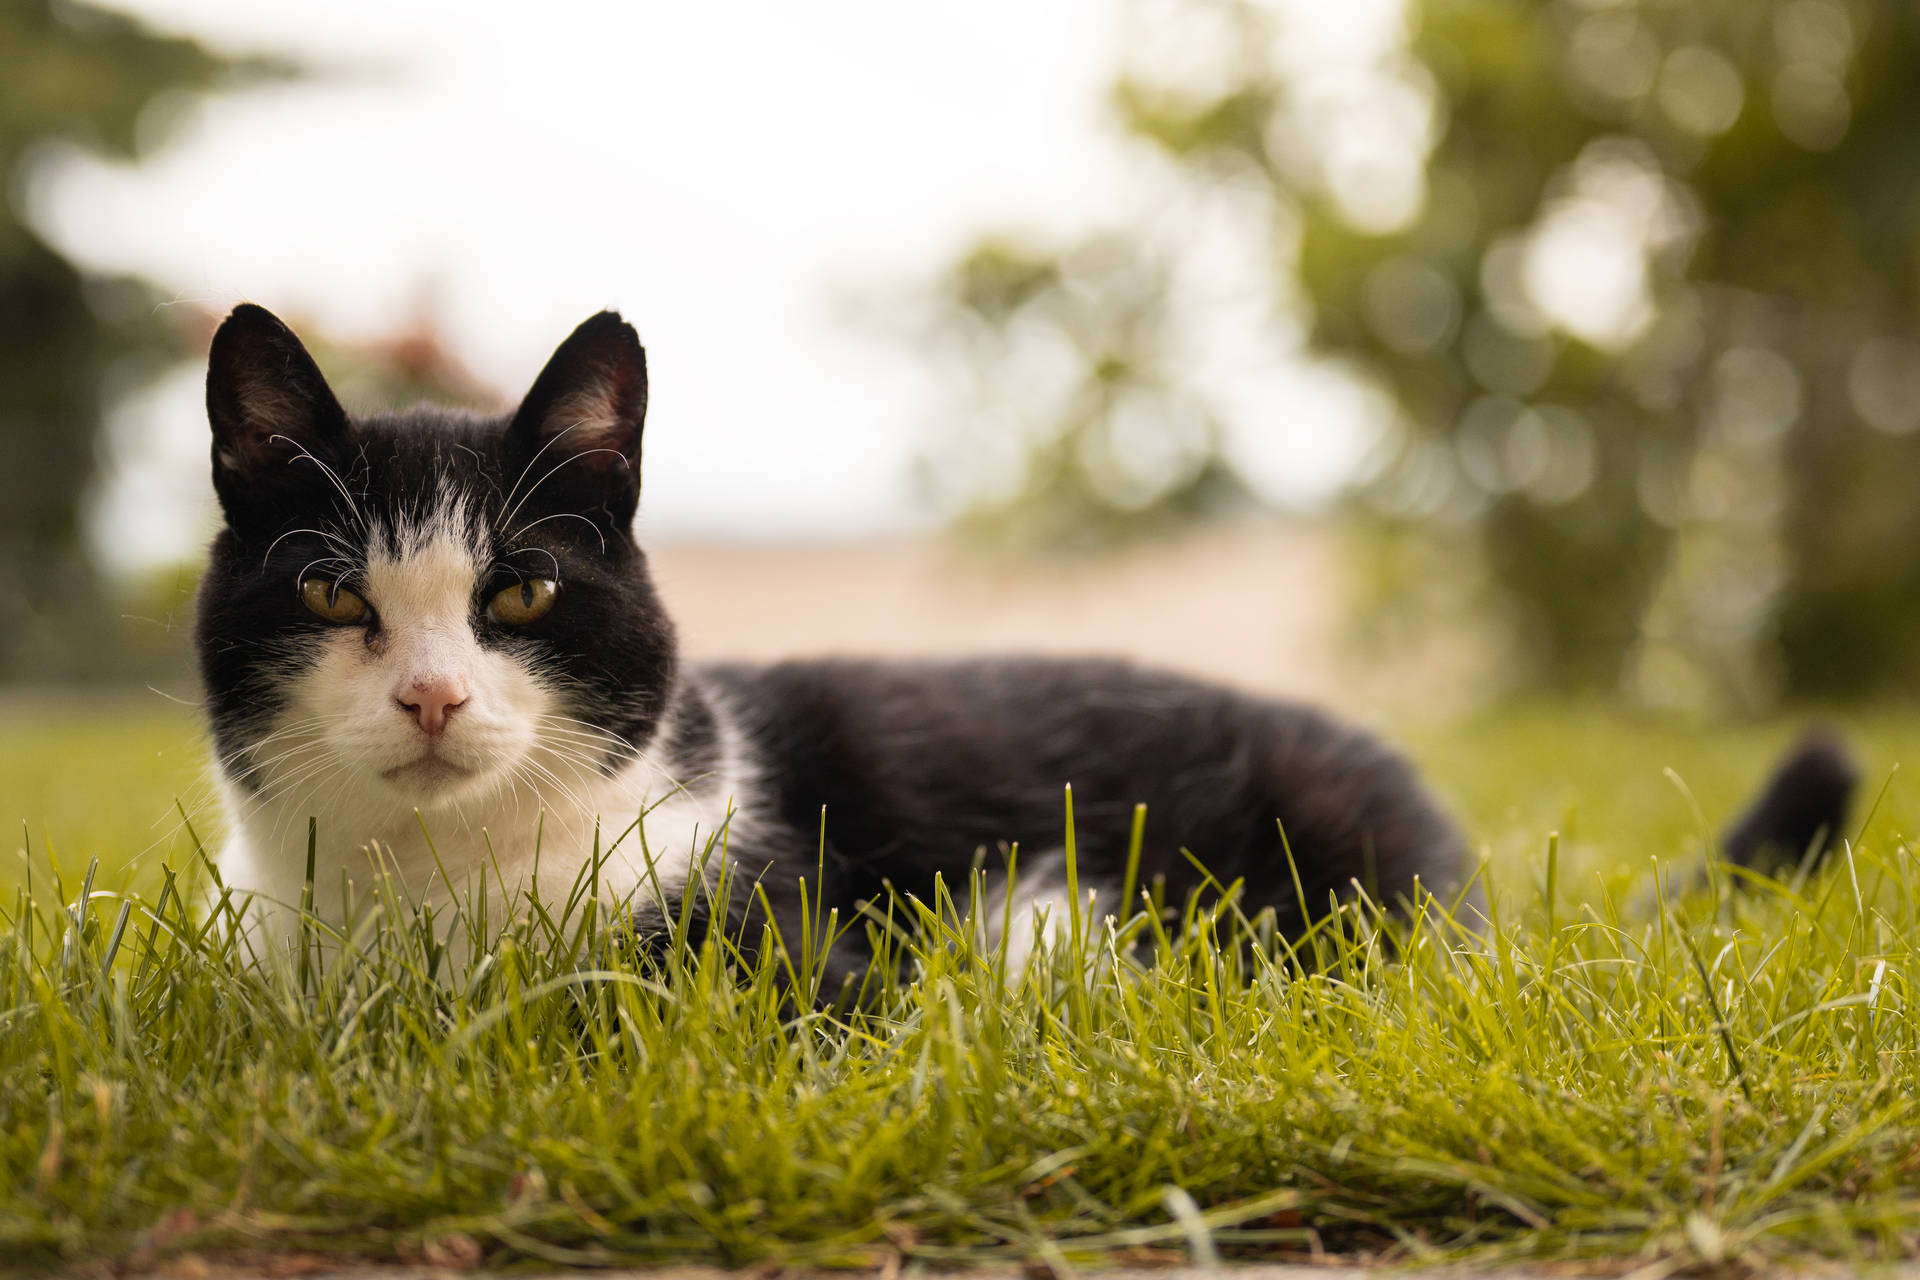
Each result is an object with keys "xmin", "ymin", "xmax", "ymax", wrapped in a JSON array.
[
  {"xmin": 220, "ymin": 373, "xmax": 320, "ymax": 466},
  {"xmin": 544, "ymin": 382, "xmax": 637, "ymax": 460}
]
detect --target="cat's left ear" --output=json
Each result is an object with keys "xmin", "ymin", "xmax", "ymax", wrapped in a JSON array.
[{"xmin": 506, "ymin": 311, "xmax": 648, "ymax": 525}]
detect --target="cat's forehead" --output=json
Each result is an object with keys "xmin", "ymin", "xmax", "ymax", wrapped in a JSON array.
[
  {"xmin": 352, "ymin": 411, "xmax": 514, "ymax": 501},
  {"xmin": 289, "ymin": 411, "xmax": 517, "ymax": 545},
  {"xmin": 371, "ymin": 488, "xmax": 486, "ymax": 561},
  {"xmin": 262, "ymin": 409, "xmax": 617, "ymax": 565},
  {"xmin": 366, "ymin": 497, "xmax": 489, "ymax": 627}
]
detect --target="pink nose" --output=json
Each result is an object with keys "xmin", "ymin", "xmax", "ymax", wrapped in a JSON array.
[{"xmin": 395, "ymin": 674, "xmax": 470, "ymax": 736}]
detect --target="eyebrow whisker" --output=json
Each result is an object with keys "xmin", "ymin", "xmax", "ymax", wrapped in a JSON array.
[{"xmin": 508, "ymin": 510, "xmax": 606, "ymax": 554}]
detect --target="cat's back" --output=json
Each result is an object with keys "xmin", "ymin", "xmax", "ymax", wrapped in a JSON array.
[
  {"xmin": 701, "ymin": 654, "xmax": 1285, "ymax": 783},
  {"xmin": 695, "ymin": 655, "xmax": 1465, "ymax": 917}
]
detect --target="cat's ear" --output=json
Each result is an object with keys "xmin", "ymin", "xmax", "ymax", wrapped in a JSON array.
[
  {"xmin": 506, "ymin": 311, "xmax": 647, "ymax": 523},
  {"xmin": 205, "ymin": 304, "xmax": 350, "ymax": 522}
]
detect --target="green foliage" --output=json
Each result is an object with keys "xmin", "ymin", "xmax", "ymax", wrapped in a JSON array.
[
  {"xmin": 8, "ymin": 702, "xmax": 1920, "ymax": 1269},
  {"xmin": 0, "ymin": 696, "xmax": 205, "ymax": 899},
  {"xmin": 917, "ymin": 0, "xmax": 1920, "ymax": 706},
  {"xmin": 911, "ymin": 237, "xmax": 1251, "ymax": 551}
]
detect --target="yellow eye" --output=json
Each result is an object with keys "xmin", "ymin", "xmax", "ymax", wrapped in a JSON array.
[
  {"xmin": 299, "ymin": 577, "xmax": 370, "ymax": 625},
  {"xmin": 487, "ymin": 578, "xmax": 557, "ymax": 625}
]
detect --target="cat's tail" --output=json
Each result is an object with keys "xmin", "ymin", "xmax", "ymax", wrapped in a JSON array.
[{"xmin": 1720, "ymin": 727, "xmax": 1860, "ymax": 877}]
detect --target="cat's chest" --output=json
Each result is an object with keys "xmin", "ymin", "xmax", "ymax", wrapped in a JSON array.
[{"xmin": 222, "ymin": 753, "xmax": 743, "ymax": 928}]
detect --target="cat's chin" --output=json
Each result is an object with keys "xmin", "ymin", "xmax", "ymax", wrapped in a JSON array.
[{"xmin": 374, "ymin": 754, "xmax": 496, "ymax": 806}]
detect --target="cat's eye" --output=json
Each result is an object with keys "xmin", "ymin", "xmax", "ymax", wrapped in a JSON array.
[
  {"xmin": 487, "ymin": 578, "xmax": 558, "ymax": 625},
  {"xmin": 299, "ymin": 577, "xmax": 370, "ymax": 625}
]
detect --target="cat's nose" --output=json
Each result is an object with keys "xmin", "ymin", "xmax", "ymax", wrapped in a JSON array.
[{"xmin": 395, "ymin": 674, "xmax": 470, "ymax": 736}]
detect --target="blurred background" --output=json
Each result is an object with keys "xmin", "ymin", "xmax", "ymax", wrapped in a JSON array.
[{"xmin": 6, "ymin": 0, "xmax": 1920, "ymax": 880}]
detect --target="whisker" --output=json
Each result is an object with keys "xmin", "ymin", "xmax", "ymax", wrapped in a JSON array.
[
  {"xmin": 508, "ymin": 546, "xmax": 562, "ymax": 579},
  {"xmin": 518, "ymin": 757, "xmax": 590, "ymax": 817},
  {"xmin": 270, "ymin": 435, "xmax": 365, "ymax": 529},
  {"xmin": 500, "ymin": 444, "xmax": 629, "ymax": 541},
  {"xmin": 261, "ymin": 526, "xmax": 361, "ymax": 571},
  {"xmin": 291, "ymin": 555, "xmax": 358, "ymax": 586},
  {"xmin": 497, "ymin": 418, "xmax": 597, "ymax": 529},
  {"xmin": 218, "ymin": 713, "xmax": 356, "ymax": 764},
  {"xmin": 510, "ymin": 511, "xmax": 605, "ymax": 554}
]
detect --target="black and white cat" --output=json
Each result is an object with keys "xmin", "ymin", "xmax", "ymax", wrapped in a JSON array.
[{"xmin": 195, "ymin": 305, "xmax": 1850, "ymax": 974}]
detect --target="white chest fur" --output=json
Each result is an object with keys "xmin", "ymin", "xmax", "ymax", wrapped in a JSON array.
[{"xmin": 217, "ymin": 708, "xmax": 750, "ymax": 944}]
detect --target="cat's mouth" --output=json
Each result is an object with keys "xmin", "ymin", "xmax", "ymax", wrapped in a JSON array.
[{"xmin": 380, "ymin": 755, "xmax": 479, "ymax": 789}]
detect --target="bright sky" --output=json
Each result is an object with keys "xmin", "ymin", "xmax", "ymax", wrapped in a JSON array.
[{"xmin": 35, "ymin": 0, "xmax": 1406, "ymax": 573}]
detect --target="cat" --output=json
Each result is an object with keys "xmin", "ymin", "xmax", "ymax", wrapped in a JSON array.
[{"xmin": 196, "ymin": 304, "xmax": 1854, "ymax": 980}]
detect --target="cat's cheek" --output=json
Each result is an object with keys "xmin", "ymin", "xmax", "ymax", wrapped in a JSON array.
[
  {"xmin": 223, "ymin": 629, "xmax": 409, "ymax": 819},
  {"xmin": 280, "ymin": 627, "xmax": 377, "ymax": 710},
  {"xmin": 283, "ymin": 628, "xmax": 410, "ymax": 755},
  {"xmin": 444, "ymin": 645, "xmax": 555, "ymax": 768}
]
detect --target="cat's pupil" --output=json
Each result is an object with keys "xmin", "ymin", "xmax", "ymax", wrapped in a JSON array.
[{"xmin": 519, "ymin": 582, "xmax": 533, "ymax": 608}]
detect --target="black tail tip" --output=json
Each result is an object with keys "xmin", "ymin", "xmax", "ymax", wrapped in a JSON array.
[{"xmin": 1720, "ymin": 727, "xmax": 1861, "ymax": 876}]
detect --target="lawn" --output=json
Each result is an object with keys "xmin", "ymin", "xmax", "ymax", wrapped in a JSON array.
[{"xmin": 5, "ymin": 694, "xmax": 1920, "ymax": 1272}]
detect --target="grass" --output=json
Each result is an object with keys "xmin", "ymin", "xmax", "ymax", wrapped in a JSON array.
[
  {"xmin": 6, "ymin": 694, "xmax": 1920, "ymax": 1273},
  {"xmin": 0, "ymin": 695, "xmax": 205, "ymax": 900}
]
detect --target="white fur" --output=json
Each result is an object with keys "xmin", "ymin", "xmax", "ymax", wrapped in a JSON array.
[
  {"xmin": 216, "ymin": 498, "xmax": 749, "ymax": 949},
  {"xmin": 972, "ymin": 858, "xmax": 1102, "ymax": 972}
]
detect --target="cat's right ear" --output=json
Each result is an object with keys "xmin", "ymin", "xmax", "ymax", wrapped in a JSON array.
[{"xmin": 205, "ymin": 303, "xmax": 350, "ymax": 525}]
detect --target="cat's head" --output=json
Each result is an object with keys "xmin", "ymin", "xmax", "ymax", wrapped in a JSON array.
[{"xmin": 196, "ymin": 304, "xmax": 675, "ymax": 822}]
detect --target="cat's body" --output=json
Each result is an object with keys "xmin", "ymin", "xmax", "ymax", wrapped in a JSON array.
[
  {"xmin": 703, "ymin": 655, "xmax": 1459, "ymax": 977},
  {"xmin": 216, "ymin": 644, "xmax": 1460, "ymax": 971},
  {"xmin": 196, "ymin": 305, "xmax": 1846, "ymax": 973}
]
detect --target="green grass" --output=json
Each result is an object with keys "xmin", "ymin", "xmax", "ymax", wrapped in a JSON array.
[
  {"xmin": 0, "ymin": 695, "xmax": 208, "ymax": 900},
  {"xmin": 7, "ymin": 696, "xmax": 1920, "ymax": 1272}
]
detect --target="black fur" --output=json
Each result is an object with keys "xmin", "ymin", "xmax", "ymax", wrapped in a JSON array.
[{"xmin": 704, "ymin": 657, "xmax": 1463, "ymax": 952}]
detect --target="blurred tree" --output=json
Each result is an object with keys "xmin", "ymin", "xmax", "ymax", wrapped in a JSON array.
[
  {"xmin": 916, "ymin": 0, "xmax": 1920, "ymax": 708},
  {"xmin": 0, "ymin": 1, "xmax": 280, "ymax": 681},
  {"xmin": 911, "ymin": 235, "xmax": 1251, "ymax": 550}
]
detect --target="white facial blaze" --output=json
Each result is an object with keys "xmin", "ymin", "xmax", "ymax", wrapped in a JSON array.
[
  {"xmin": 367, "ymin": 508, "xmax": 490, "ymax": 712},
  {"xmin": 272, "ymin": 498, "xmax": 551, "ymax": 811}
]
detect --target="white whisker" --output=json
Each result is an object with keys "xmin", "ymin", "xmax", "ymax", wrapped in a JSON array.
[
  {"xmin": 269, "ymin": 435, "xmax": 365, "ymax": 530},
  {"xmin": 509, "ymin": 510, "xmax": 606, "ymax": 553},
  {"xmin": 500, "ymin": 446, "xmax": 629, "ymax": 542},
  {"xmin": 496, "ymin": 418, "xmax": 597, "ymax": 532}
]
